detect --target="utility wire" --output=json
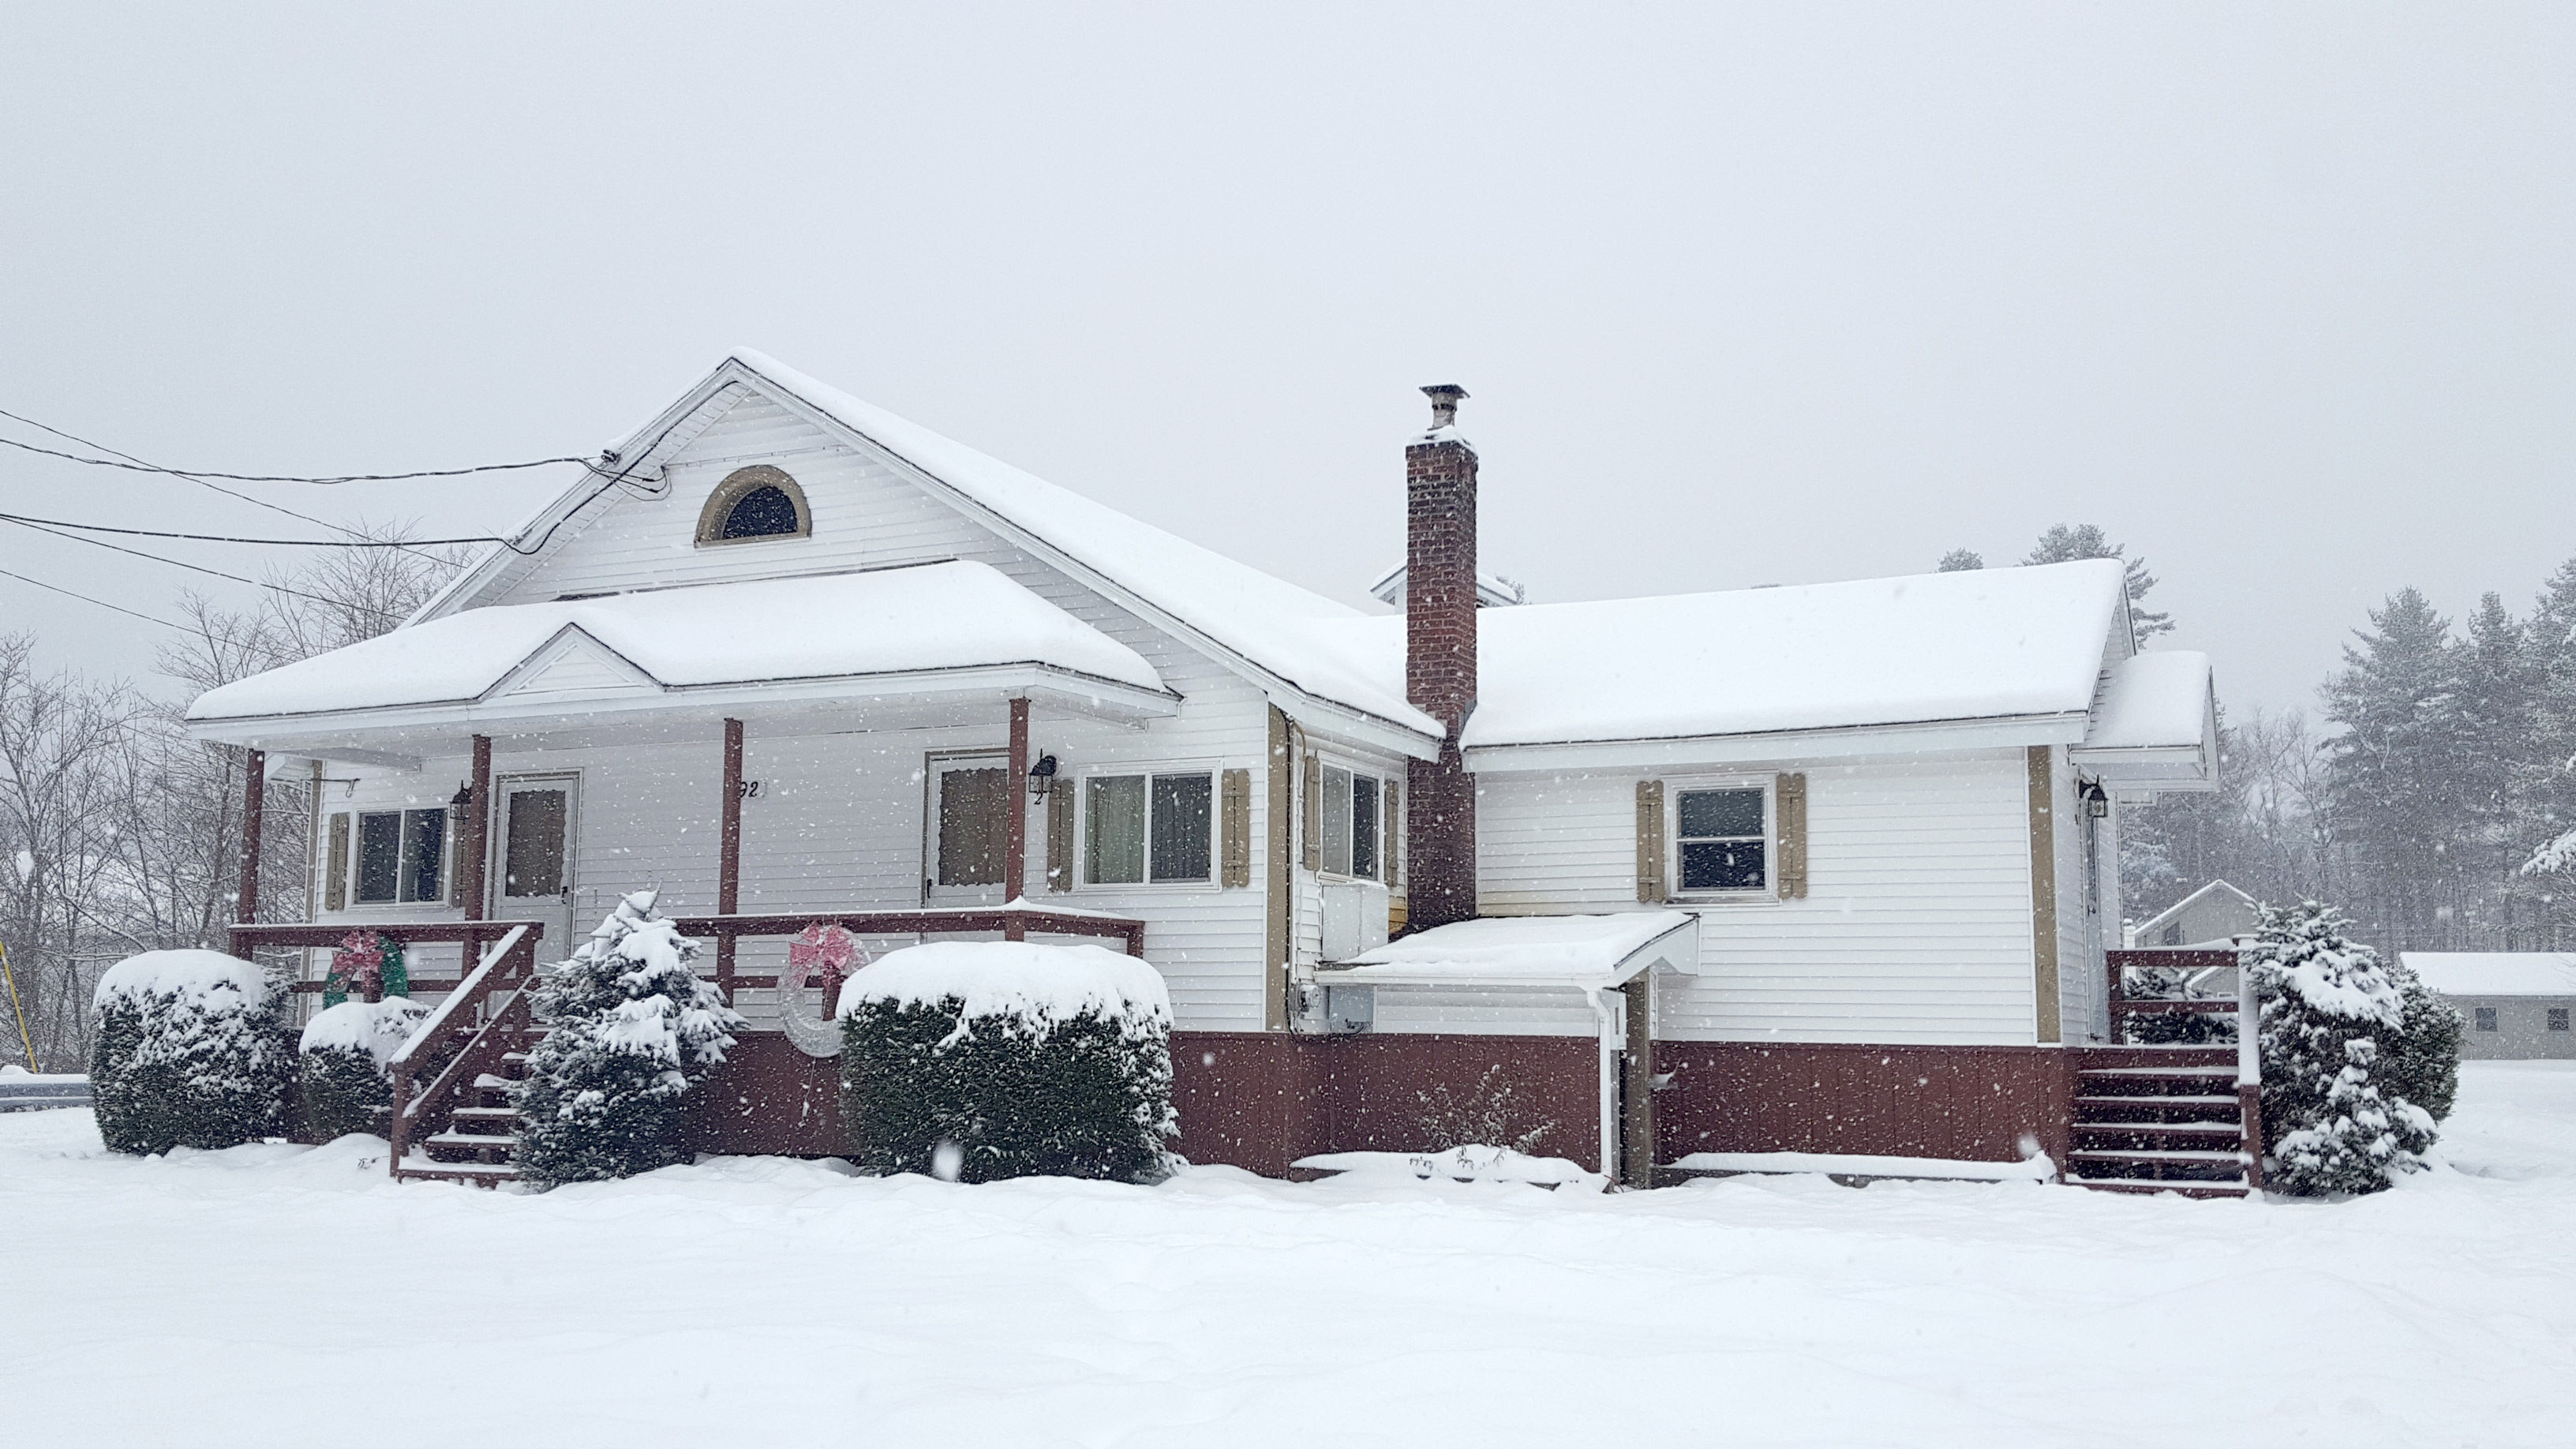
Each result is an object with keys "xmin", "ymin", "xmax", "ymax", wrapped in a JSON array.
[
  {"xmin": 0, "ymin": 563, "xmax": 188, "ymax": 632},
  {"xmin": 0, "ymin": 516, "xmax": 346, "ymax": 606},
  {"xmin": 0, "ymin": 509, "xmax": 505, "ymax": 547},
  {"xmin": 0, "ymin": 410, "xmax": 596, "ymax": 483}
]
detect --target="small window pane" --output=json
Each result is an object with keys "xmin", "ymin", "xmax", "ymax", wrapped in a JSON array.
[
  {"xmin": 2549, "ymin": 1008, "xmax": 2570, "ymax": 1032},
  {"xmin": 400, "ymin": 809, "xmax": 447, "ymax": 904},
  {"xmin": 504, "ymin": 789, "xmax": 568, "ymax": 897},
  {"xmin": 721, "ymin": 485, "xmax": 801, "ymax": 539},
  {"xmin": 1351, "ymin": 775, "xmax": 1380, "ymax": 881},
  {"xmin": 1678, "ymin": 788, "xmax": 1763, "ymax": 839},
  {"xmin": 2475, "ymin": 1007, "xmax": 2499, "ymax": 1032},
  {"xmin": 1087, "ymin": 776, "xmax": 1146, "ymax": 885},
  {"xmin": 1151, "ymin": 773, "xmax": 1214, "ymax": 882},
  {"xmin": 354, "ymin": 813, "xmax": 401, "ymax": 904},
  {"xmin": 1680, "ymin": 838, "xmax": 1766, "ymax": 892},
  {"xmin": 1320, "ymin": 766, "xmax": 1353, "ymax": 876}
]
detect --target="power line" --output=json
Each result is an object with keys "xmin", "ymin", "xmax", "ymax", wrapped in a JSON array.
[
  {"xmin": 0, "ymin": 409, "xmax": 597, "ymax": 484},
  {"xmin": 0, "ymin": 564, "xmax": 188, "ymax": 632},
  {"xmin": 0, "ymin": 509, "xmax": 504, "ymax": 548},
  {"xmin": 0, "ymin": 516, "xmax": 346, "ymax": 606}
]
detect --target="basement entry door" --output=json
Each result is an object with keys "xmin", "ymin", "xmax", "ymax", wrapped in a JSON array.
[
  {"xmin": 493, "ymin": 773, "xmax": 580, "ymax": 951},
  {"xmin": 927, "ymin": 754, "xmax": 1009, "ymax": 905}
]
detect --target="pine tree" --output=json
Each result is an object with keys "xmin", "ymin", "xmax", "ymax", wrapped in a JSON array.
[
  {"xmin": 512, "ymin": 890, "xmax": 743, "ymax": 1186},
  {"xmin": 2320, "ymin": 589, "xmax": 2473, "ymax": 953},
  {"xmin": 1936, "ymin": 549, "xmax": 1984, "ymax": 572},
  {"xmin": 2023, "ymin": 524, "xmax": 2173, "ymax": 646},
  {"xmin": 2248, "ymin": 901, "xmax": 2439, "ymax": 1195},
  {"xmin": 2513, "ymin": 559, "xmax": 2576, "ymax": 944}
]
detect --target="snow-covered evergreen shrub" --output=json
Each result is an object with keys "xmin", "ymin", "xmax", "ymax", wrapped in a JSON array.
[
  {"xmin": 511, "ymin": 890, "xmax": 743, "ymax": 1186},
  {"xmin": 839, "ymin": 942, "xmax": 1176, "ymax": 1183},
  {"xmin": 2248, "ymin": 902, "xmax": 2444, "ymax": 1195},
  {"xmin": 2380, "ymin": 960, "xmax": 2465, "ymax": 1124},
  {"xmin": 1417, "ymin": 1065, "xmax": 1556, "ymax": 1155},
  {"xmin": 297, "ymin": 997, "xmax": 429, "ymax": 1140},
  {"xmin": 90, "ymin": 949, "xmax": 293, "ymax": 1155}
]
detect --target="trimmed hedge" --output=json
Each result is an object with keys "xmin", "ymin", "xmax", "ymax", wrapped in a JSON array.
[
  {"xmin": 91, "ymin": 950, "xmax": 292, "ymax": 1155},
  {"xmin": 296, "ymin": 998, "xmax": 429, "ymax": 1140},
  {"xmin": 839, "ymin": 942, "xmax": 1176, "ymax": 1183}
]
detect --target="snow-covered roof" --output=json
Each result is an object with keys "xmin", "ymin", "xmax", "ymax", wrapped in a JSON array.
[
  {"xmin": 2128, "ymin": 879, "xmax": 2260, "ymax": 943},
  {"xmin": 188, "ymin": 561, "xmax": 1164, "ymax": 723},
  {"xmin": 1322, "ymin": 911, "xmax": 1700, "ymax": 986},
  {"xmin": 1365, "ymin": 561, "xmax": 1526, "ymax": 608},
  {"xmin": 717, "ymin": 353, "xmax": 1442, "ymax": 739},
  {"xmin": 2398, "ymin": 953, "xmax": 2576, "ymax": 998},
  {"xmin": 1312, "ymin": 560, "xmax": 2132, "ymax": 751},
  {"xmin": 2084, "ymin": 652, "xmax": 2213, "ymax": 750}
]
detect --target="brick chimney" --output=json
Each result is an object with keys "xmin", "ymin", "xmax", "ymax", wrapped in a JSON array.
[{"xmin": 1405, "ymin": 384, "xmax": 1478, "ymax": 931}]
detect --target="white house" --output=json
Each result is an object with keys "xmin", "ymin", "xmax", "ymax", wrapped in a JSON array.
[
  {"xmin": 185, "ymin": 352, "xmax": 2221, "ymax": 1187},
  {"xmin": 2125, "ymin": 879, "xmax": 2263, "ymax": 949},
  {"xmin": 2401, "ymin": 953, "xmax": 2576, "ymax": 1061}
]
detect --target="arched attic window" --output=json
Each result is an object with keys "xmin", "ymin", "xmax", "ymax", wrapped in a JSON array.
[{"xmin": 694, "ymin": 465, "xmax": 813, "ymax": 546}]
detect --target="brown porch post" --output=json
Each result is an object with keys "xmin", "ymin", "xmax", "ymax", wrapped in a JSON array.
[
  {"xmin": 1004, "ymin": 696, "xmax": 1030, "ymax": 940},
  {"xmin": 231, "ymin": 748, "xmax": 265, "ymax": 958},
  {"xmin": 462, "ymin": 735, "xmax": 493, "ymax": 929},
  {"xmin": 717, "ymin": 717, "xmax": 744, "ymax": 1000}
]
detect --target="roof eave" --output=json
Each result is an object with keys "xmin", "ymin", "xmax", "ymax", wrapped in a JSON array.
[{"xmin": 1462, "ymin": 710, "xmax": 2092, "ymax": 773}]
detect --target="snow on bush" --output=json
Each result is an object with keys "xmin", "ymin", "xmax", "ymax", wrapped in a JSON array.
[
  {"xmin": 511, "ymin": 890, "xmax": 743, "ymax": 1187},
  {"xmin": 2248, "ymin": 902, "xmax": 2454, "ymax": 1194},
  {"xmin": 89, "ymin": 949, "xmax": 292, "ymax": 1155},
  {"xmin": 837, "ymin": 942, "xmax": 1176, "ymax": 1183},
  {"xmin": 1415, "ymin": 1064, "xmax": 1557, "ymax": 1155},
  {"xmin": 296, "ymin": 996, "xmax": 429, "ymax": 1140}
]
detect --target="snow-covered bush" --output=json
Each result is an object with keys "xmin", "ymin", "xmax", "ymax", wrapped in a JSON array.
[
  {"xmin": 90, "ymin": 949, "xmax": 292, "ymax": 1155},
  {"xmin": 1416, "ymin": 1064, "xmax": 1557, "ymax": 1155},
  {"xmin": 2380, "ymin": 958, "xmax": 2465, "ymax": 1124},
  {"xmin": 511, "ymin": 890, "xmax": 743, "ymax": 1187},
  {"xmin": 2248, "ymin": 902, "xmax": 2448, "ymax": 1195},
  {"xmin": 297, "ymin": 996, "xmax": 429, "ymax": 1140},
  {"xmin": 838, "ymin": 942, "xmax": 1176, "ymax": 1183}
]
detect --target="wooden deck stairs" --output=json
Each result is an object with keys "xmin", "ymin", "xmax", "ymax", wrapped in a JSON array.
[
  {"xmin": 386, "ymin": 925, "xmax": 542, "ymax": 1189},
  {"xmin": 2069, "ymin": 949, "xmax": 2267, "ymax": 1199}
]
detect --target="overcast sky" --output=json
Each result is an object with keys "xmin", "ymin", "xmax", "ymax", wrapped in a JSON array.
[{"xmin": 4, "ymin": 4, "xmax": 2570, "ymax": 717}]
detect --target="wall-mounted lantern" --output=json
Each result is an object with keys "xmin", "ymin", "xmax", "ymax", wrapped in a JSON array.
[{"xmin": 1028, "ymin": 753, "xmax": 1059, "ymax": 801}]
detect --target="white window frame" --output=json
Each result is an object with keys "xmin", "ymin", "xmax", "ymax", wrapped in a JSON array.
[
  {"xmin": 1078, "ymin": 765, "xmax": 1220, "ymax": 890},
  {"xmin": 1665, "ymin": 775, "xmax": 1777, "ymax": 902},
  {"xmin": 348, "ymin": 806, "xmax": 451, "ymax": 908},
  {"xmin": 1316, "ymin": 762, "xmax": 1389, "ymax": 883}
]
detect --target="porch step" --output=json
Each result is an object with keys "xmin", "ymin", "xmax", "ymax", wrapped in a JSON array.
[
  {"xmin": 447, "ymin": 1106, "xmax": 521, "ymax": 1126},
  {"xmin": 392, "ymin": 1157, "xmax": 519, "ymax": 1189},
  {"xmin": 422, "ymin": 1130, "xmax": 519, "ymax": 1163},
  {"xmin": 2073, "ymin": 1121, "xmax": 2244, "ymax": 1151},
  {"xmin": 2065, "ymin": 1177, "xmax": 2250, "ymax": 1200}
]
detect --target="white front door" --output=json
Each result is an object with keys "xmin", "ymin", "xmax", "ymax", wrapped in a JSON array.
[
  {"xmin": 926, "ymin": 754, "xmax": 1009, "ymax": 905},
  {"xmin": 492, "ymin": 773, "xmax": 580, "ymax": 954}
]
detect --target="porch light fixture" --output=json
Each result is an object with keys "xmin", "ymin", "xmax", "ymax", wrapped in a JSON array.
[
  {"xmin": 2079, "ymin": 781, "xmax": 2110, "ymax": 819},
  {"xmin": 451, "ymin": 783, "xmax": 473, "ymax": 811},
  {"xmin": 1028, "ymin": 754, "xmax": 1058, "ymax": 801}
]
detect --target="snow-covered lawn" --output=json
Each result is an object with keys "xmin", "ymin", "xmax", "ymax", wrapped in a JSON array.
[{"xmin": 6, "ymin": 1065, "xmax": 2573, "ymax": 1448}]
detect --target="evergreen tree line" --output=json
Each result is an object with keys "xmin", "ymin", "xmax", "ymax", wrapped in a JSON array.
[{"xmin": 2125, "ymin": 563, "xmax": 2576, "ymax": 956}]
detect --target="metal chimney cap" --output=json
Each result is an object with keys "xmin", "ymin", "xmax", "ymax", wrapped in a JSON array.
[{"xmin": 1421, "ymin": 384, "xmax": 1468, "ymax": 428}]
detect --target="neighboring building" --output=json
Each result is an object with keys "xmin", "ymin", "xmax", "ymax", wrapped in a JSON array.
[
  {"xmin": 186, "ymin": 352, "xmax": 2220, "ymax": 1185},
  {"xmin": 2400, "ymin": 953, "xmax": 2576, "ymax": 1061},
  {"xmin": 2125, "ymin": 880, "xmax": 2262, "ymax": 949}
]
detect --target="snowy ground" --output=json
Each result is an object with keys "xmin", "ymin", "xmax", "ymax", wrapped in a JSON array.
[{"xmin": 6, "ymin": 1066, "xmax": 2572, "ymax": 1448}]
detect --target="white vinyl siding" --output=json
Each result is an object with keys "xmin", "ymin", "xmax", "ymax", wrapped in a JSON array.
[{"xmin": 1470, "ymin": 752, "xmax": 2042, "ymax": 1044}]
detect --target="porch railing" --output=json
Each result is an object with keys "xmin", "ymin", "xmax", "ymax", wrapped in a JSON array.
[
  {"xmin": 385, "ymin": 924, "xmax": 541, "ymax": 1175},
  {"xmin": 224, "ymin": 919, "xmax": 544, "ymax": 993},
  {"xmin": 2107, "ymin": 946, "xmax": 2265, "ymax": 1192},
  {"xmin": 669, "ymin": 905, "xmax": 1146, "ymax": 1005}
]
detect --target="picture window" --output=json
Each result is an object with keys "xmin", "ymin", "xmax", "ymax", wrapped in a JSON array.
[
  {"xmin": 351, "ymin": 808, "xmax": 447, "ymax": 905},
  {"xmin": 1085, "ymin": 772, "xmax": 1214, "ymax": 886}
]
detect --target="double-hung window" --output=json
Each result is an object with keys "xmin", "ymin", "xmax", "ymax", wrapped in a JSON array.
[
  {"xmin": 1674, "ymin": 784, "xmax": 1768, "ymax": 895},
  {"xmin": 352, "ymin": 807, "xmax": 447, "ymax": 905},
  {"xmin": 1085, "ymin": 772, "xmax": 1215, "ymax": 886},
  {"xmin": 2474, "ymin": 1007, "xmax": 2500, "ymax": 1033},
  {"xmin": 1319, "ymin": 765, "xmax": 1383, "ymax": 880}
]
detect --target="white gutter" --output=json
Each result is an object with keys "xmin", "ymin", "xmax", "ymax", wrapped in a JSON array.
[
  {"xmin": 1585, "ymin": 986, "xmax": 1626, "ymax": 1183},
  {"xmin": 1462, "ymin": 710, "xmax": 2093, "ymax": 773}
]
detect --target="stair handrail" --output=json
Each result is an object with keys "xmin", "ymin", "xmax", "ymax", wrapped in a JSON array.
[
  {"xmin": 2236, "ymin": 950, "xmax": 2266, "ymax": 1190},
  {"xmin": 388, "ymin": 925, "xmax": 533, "ymax": 1172}
]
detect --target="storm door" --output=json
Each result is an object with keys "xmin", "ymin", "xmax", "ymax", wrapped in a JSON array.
[
  {"xmin": 492, "ymin": 773, "xmax": 580, "ymax": 951},
  {"xmin": 927, "ymin": 754, "xmax": 1010, "ymax": 905}
]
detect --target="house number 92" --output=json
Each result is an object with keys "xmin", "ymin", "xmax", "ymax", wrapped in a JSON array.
[{"xmin": 737, "ymin": 780, "xmax": 762, "ymax": 799}]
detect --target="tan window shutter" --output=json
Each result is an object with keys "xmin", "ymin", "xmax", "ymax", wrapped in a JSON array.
[
  {"xmin": 1219, "ymin": 768, "xmax": 1252, "ymax": 888},
  {"xmin": 1775, "ymin": 772, "xmax": 1809, "ymax": 900},
  {"xmin": 1382, "ymin": 774, "xmax": 1401, "ymax": 888},
  {"xmin": 1045, "ymin": 782, "xmax": 1075, "ymax": 892},
  {"xmin": 1301, "ymin": 750, "xmax": 1323, "ymax": 873},
  {"xmin": 325, "ymin": 813, "xmax": 350, "ymax": 912},
  {"xmin": 1635, "ymin": 780, "xmax": 1665, "ymax": 903}
]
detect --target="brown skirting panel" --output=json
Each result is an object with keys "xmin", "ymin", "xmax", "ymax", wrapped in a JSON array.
[
  {"xmin": 678, "ymin": 1034, "xmax": 847, "ymax": 1158},
  {"xmin": 1653, "ymin": 1040, "xmax": 2077, "ymax": 1168}
]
